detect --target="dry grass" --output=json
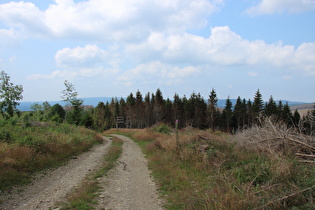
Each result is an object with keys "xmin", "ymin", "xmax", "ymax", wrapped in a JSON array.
[
  {"xmin": 115, "ymin": 122, "xmax": 315, "ymax": 209},
  {"xmin": 233, "ymin": 117, "xmax": 315, "ymax": 162},
  {"xmin": 0, "ymin": 123, "xmax": 103, "ymax": 192}
]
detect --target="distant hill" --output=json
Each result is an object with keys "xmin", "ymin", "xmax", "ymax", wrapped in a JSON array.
[
  {"xmin": 18, "ymin": 97, "xmax": 114, "ymax": 111},
  {"xmin": 291, "ymin": 103, "xmax": 314, "ymax": 116},
  {"xmin": 17, "ymin": 97, "xmax": 313, "ymax": 112}
]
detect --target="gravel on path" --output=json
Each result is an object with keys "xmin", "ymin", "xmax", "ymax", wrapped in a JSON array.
[
  {"xmin": 96, "ymin": 134, "xmax": 164, "ymax": 210},
  {"xmin": 0, "ymin": 137, "xmax": 112, "ymax": 210}
]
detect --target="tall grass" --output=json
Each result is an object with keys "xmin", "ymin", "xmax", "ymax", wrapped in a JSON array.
[
  {"xmin": 116, "ymin": 123, "xmax": 314, "ymax": 209},
  {"xmin": 0, "ymin": 122, "xmax": 103, "ymax": 192}
]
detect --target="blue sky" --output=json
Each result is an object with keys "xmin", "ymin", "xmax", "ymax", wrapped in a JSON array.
[{"xmin": 0, "ymin": 0, "xmax": 314, "ymax": 103}]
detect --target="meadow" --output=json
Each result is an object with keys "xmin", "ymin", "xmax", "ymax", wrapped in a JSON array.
[
  {"xmin": 0, "ymin": 116, "xmax": 103, "ymax": 193},
  {"xmin": 106, "ymin": 119, "xmax": 315, "ymax": 209}
]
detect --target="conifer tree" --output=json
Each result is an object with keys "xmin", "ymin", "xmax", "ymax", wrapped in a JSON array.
[
  {"xmin": 252, "ymin": 89, "xmax": 264, "ymax": 114},
  {"xmin": 154, "ymin": 89, "xmax": 164, "ymax": 123},
  {"xmin": 195, "ymin": 93, "xmax": 207, "ymax": 129},
  {"xmin": 208, "ymin": 88, "xmax": 218, "ymax": 131},
  {"xmin": 93, "ymin": 102, "xmax": 106, "ymax": 131},
  {"xmin": 247, "ymin": 99, "xmax": 253, "ymax": 126},
  {"xmin": 223, "ymin": 97, "xmax": 233, "ymax": 132},
  {"xmin": 292, "ymin": 109, "xmax": 301, "ymax": 129},
  {"xmin": 164, "ymin": 98, "xmax": 173, "ymax": 125},
  {"xmin": 172, "ymin": 93, "xmax": 184, "ymax": 128},
  {"xmin": 233, "ymin": 96, "xmax": 247, "ymax": 130},
  {"xmin": 265, "ymin": 95, "xmax": 277, "ymax": 117},
  {"xmin": 282, "ymin": 102, "xmax": 292, "ymax": 126},
  {"xmin": 144, "ymin": 92, "xmax": 153, "ymax": 127},
  {"xmin": 135, "ymin": 90, "xmax": 144, "ymax": 128}
]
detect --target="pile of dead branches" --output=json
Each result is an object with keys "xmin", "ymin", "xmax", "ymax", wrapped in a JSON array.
[{"xmin": 233, "ymin": 117, "xmax": 315, "ymax": 163}]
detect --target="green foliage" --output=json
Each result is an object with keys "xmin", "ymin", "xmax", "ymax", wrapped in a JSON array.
[
  {"xmin": 80, "ymin": 110, "xmax": 93, "ymax": 128},
  {"xmin": 123, "ymin": 128, "xmax": 315, "ymax": 209},
  {"xmin": 0, "ymin": 71, "xmax": 23, "ymax": 119},
  {"xmin": 0, "ymin": 122, "xmax": 101, "ymax": 192},
  {"xmin": 253, "ymin": 89, "xmax": 264, "ymax": 114},
  {"xmin": 0, "ymin": 130, "xmax": 12, "ymax": 143},
  {"xmin": 153, "ymin": 123, "xmax": 172, "ymax": 134},
  {"xmin": 48, "ymin": 103, "xmax": 65, "ymax": 122}
]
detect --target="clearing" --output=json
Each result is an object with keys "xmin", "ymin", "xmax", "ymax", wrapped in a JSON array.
[{"xmin": 0, "ymin": 135, "xmax": 163, "ymax": 210}]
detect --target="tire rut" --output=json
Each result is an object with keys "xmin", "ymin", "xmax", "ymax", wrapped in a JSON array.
[
  {"xmin": 96, "ymin": 134, "xmax": 164, "ymax": 210},
  {"xmin": 0, "ymin": 137, "xmax": 112, "ymax": 210}
]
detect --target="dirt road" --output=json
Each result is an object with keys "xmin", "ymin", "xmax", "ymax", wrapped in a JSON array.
[
  {"xmin": 0, "ymin": 135, "xmax": 164, "ymax": 210},
  {"xmin": 96, "ymin": 135, "xmax": 164, "ymax": 210},
  {"xmin": 0, "ymin": 138, "xmax": 112, "ymax": 210}
]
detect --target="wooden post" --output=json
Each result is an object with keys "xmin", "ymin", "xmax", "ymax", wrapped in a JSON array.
[{"xmin": 175, "ymin": 119, "xmax": 180, "ymax": 149}]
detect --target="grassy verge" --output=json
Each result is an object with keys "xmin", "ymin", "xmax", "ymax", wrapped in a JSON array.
[
  {"xmin": 0, "ymin": 122, "xmax": 103, "ymax": 193},
  {"xmin": 59, "ymin": 136, "xmax": 123, "ymax": 210},
  {"xmin": 113, "ymin": 124, "xmax": 315, "ymax": 209}
]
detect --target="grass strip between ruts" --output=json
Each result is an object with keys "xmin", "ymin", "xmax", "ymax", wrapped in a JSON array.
[{"xmin": 59, "ymin": 136, "xmax": 123, "ymax": 210}]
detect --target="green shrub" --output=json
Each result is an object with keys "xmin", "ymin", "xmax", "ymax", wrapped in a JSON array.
[
  {"xmin": 153, "ymin": 123, "xmax": 172, "ymax": 134},
  {"xmin": 0, "ymin": 130, "xmax": 13, "ymax": 143}
]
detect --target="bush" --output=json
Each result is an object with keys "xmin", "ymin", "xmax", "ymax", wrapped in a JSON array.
[
  {"xmin": 0, "ymin": 122, "xmax": 102, "ymax": 192},
  {"xmin": 0, "ymin": 130, "xmax": 13, "ymax": 143},
  {"xmin": 153, "ymin": 123, "xmax": 172, "ymax": 134}
]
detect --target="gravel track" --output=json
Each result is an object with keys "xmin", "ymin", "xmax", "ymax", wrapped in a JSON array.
[
  {"xmin": 96, "ymin": 134, "xmax": 164, "ymax": 210},
  {"xmin": 0, "ymin": 138, "xmax": 112, "ymax": 210}
]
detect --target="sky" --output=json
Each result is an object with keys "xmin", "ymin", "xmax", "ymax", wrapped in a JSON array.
[{"xmin": 0, "ymin": 0, "xmax": 314, "ymax": 103}]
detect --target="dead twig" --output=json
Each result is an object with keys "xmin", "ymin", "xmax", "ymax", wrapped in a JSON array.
[
  {"xmin": 286, "ymin": 137, "xmax": 315, "ymax": 152},
  {"xmin": 198, "ymin": 135, "xmax": 210, "ymax": 141},
  {"xmin": 295, "ymin": 153, "xmax": 315, "ymax": 159},
  {"xmin": 256, "ymin": 186, "xmax": 315, "ymax": 209},
  {"xmin": 298, "ymin": 160, "xmax": 315, "ymax": 163}
]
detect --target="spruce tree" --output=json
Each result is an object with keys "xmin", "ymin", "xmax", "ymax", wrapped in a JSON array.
[
  {"xmin": 247, "ymin": 99, "xmax": 253, "ymax": 126},
  {"xmin": 154, "ymin": 89, "xmax": 164, "ymax": 123},
  {"xmin": 126, "ymin": 93, "xmax": 136, "ymax": 128},
  {"xmin": 253, "ymin": 89, "xmax": 264, "ymax": 114},
  {"xmin": 292, "ymin": 109, "xmax": 301, "ymax": 129},
  {"xmin": 282, "ymin": 102, "xmax": 292, "ymax": 126},
  {"xmin": 265, "ymin": 95, "xmax": 277, "ymax": 117},
  {"xmin": 208, "ymin": 88, "xmax": 218, "ymax": 131},
  {"xmin": 233, "ymin": 96, "xmax": 243, "ymax": 130},
  {"xmin": 135, "ymin": 90, "xmax": 144, "ymax": 128},
  {"xmin": 93, "ymin": 102, "xmax": 106, "ymax": 131},
  {"xmin": 144, "ymin": 92, "xmax": 152, "ymax": 127},
  {"xmin": 223, "ymin": 97, "xmax": 233, "ymax": 132},
  {"xmin": 173, "ymin": 93, "xmax": 184, "ymax": 128},
  {"xmin": 252, "ymin": 89, "xmax": 264, "ymax": 123}
]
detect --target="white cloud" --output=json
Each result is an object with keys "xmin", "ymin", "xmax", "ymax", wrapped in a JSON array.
[
  {"xmin": 55, "ymin": 44, "xmax": 108, "ymax": 68},
  {"xmin": 28, "ymin": 44, "xmax": 119, "ymax": 80},
  {"xmin": 0, "ymin": 0, "xmax": 222, "ymax": 41},
  {"xmin": 0, "ymin": 2, "xmax": 49, "ymax": 37},
  {"xmin": 27, "ymin": 67, "xmax": 119, "ymax": 80},
  {"xmin": 118, "ymin": 62, "xmax": 200, "ymax": 86},
  {"xmin": 0, "ymin": 28, "xmax": 24, "ymax": 45},
  {"xmin": 245, "ymin": 0, "xmax": 315, "ymax": 15},
  {"xmin": 126, "ymin": 26, "xmax": 315, "ymax": 75}
]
